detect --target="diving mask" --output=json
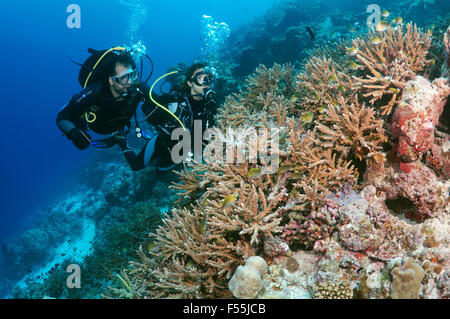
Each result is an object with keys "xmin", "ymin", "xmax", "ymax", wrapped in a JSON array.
[
  {"xmin": 190, "ymin": 67, "xmax": 217, "ymax": 87},
  {"xmin": 113, "ymin": 69, "xmax": 139, "ymax": 86}
]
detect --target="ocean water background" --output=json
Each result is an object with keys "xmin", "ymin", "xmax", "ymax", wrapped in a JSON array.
[{"xmin": 0, "ymin": 0, "xmax": 281, "ymax": 246}]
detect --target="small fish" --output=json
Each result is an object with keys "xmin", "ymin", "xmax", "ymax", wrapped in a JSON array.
[
  {"xmin": 186, "ymin": 258, "xmax": 196, "ymax": 268},
  {"xmin": 290, "ymin": 95, "xmax": 299, "ymax": 103},
  {"xmin": 148, "ymin": 242, "xmax": 157, "ymax": 252},
  {"xmin": 425, "ymin": 59, "xmax": 435, "ymax": 67},
  {"xmin": 348, "ymin": 26, "xmax": 356, "ymax": 33},
  {"xmin": 61, "ymin": 253, "xmax": 66, "ymax": 257},
  {"xmin": 278, "ymin": 164, "xmax": 294, "ymax": 174},
  {"xmin": 376, "ymin": 21, "xmax": 390, "ymax": 32},
  {"xmin": 327, "ymin": 74, "xmax": 337, "ymax": 83},
  {"xmin": 221, "ymin": 194, "xmax": 237, "ymax": 209},
  {"xmin": 370, "ymin": 36, "xmax": 382, "ymax": 45},
  {"xmin": 381, "ymin": 10, "xmax": 390, "ymax": 18},
  {"xmin": 391, "ymin": 16, "xmax": 403, "ymax": 24},
  {"xmin": 346, "ymin": 47, "xmax": 358, "ymax": 56},
  {"xmin": 336, "ymin": 85, "xmax": 346, "ymax": 93},
  {"xmin": 301, "ymin": 111, "xmax": 314, "ymax": 123},
  {"xmin": 388, "ymin": 87, "xmax": 400, "ymax": 94},
  {"xmin": 289, "ymin": 172, "xmax": 303, "ymax": 179},
  {"xmin": 306, "ymin": 26, "xmax": 315, "ymax": 40},
  {"xmin": 247, "ymin": 167, "xmax": 261, "ymax": 178},
  {"xmin": 318, "ymin": 105, "xmax": 327, "ymax": 113},
  {"xmin": 199, "ymin": 213, "xmax": 207, "ymax": 234},
  {"xmin": 202, "ymin": 198, "xmax": 208, "ymax": 206},
  {"xmin": 346, "ymin": 61, "xmax": 359, "ymax": 71}
]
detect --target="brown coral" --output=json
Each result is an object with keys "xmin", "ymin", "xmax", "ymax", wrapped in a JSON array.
[
  {"xmin": 352, "ymin": 23, "xmax": 433, "ymax": 115},
  {"xmin": 391, "ymin": 257, "xmax": 425, "ymax": 299}
]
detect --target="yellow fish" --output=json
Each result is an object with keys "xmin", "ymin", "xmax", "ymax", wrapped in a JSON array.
[
  {"xmin": 301, "ymin": 111, "xmax": 314, "ymax": 123},
  {"xmin": 290, "ymin": 95, "xmax": 299, "ymax": 103},
  {"xmin": 289, "ymin": 172, "xmax": 303, "ymax": 179},
  {"xmin": 381, "ymin": 10, "xmax": 390, "ymax": 18},
  {"xmin": 199, "ymin": 213, "xmax": 207, "ymax": 234},
  {"xmin": 327, "ymin": 74, "xmax": 337, "ymax": 83},
  {"xmin": 391, "ymin": 16, "xmax": 403, "ymax": 24},
  {"xmin": 370, "ymin": 36, "xmax": 382, "ymax": 45},
  {"xmin": 186, "ymin": 258, "xmax": 196, "ymax": 268},
  {"xmin": 346, "ymin": 61, "xmax": 359, "ymax": 71},
  {"xmin": 337, "ymin": 85, "xmax": 346, "ymax": 93},
  {"xmin": 376, "ymin": 21, "xmax": 390, "ymax": 32},
  {"xmin": 221, "ymin": 194, "xmax": 237, "ymax": 209},
  {"xmin": 148, "ymin": 242, "xmax": 157, "ymax": 252},
  {"xmin": 247, "ymin": 167, "xmax": 261, "ymax": 178},
  {"xmin": 388, "ymin": 87, "xmax": 400, "ymax": 94},
  {"xmin": 278, "ymin": 164, "xmax": 294, "ymax": 174},
  {"xmin": 425, "ymin": 59, "xmax": 435, "ymax": 67},
  {"xmin": 346, "ymin": 47, "xmax": 358, "ymax": 56},
  {"xmin": 318, "ymin": 105, "xmax": 327, "ymax": 113}
]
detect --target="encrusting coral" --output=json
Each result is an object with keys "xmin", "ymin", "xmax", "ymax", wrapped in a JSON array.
[{"xmin": 115, "ymin": 22, "xmax": 449, "ymax": 299}]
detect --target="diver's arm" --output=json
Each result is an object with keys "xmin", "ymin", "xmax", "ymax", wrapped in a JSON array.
[
  {"xmin": 56, "ymin": 85, "xmax": 99, "ymax": 136},
  {"xmin": 113, "ymin": 134, "xmax": 146, "ymax": 171}
]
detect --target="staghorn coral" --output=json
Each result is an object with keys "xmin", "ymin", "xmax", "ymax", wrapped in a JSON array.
[
  {"xmin": 296, "ymin": 56, "xmax": 354, "ymax": 121},
  {"xmin": 216, "ymin": 63, "xmax": 298, "ymax": 130},
  {"xmin": 315, "ymin": 95, "xmax": 387, "ymax": 161},
  {"xmin": 119, "ymin": 23, "xmax": 449, "ymax": 299},
  {"xmin": 351, "ymin": 23, "xmax": 433, "ymax": 116}
]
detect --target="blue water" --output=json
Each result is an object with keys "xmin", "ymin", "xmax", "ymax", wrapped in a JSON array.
[{"xmin": 0, "ymin": 0, "xmax": 280, "ymax": 245}]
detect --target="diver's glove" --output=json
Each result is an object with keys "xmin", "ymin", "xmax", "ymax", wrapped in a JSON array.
[
  {"xmin": 90, "ymin": 132, "xmax": 128, "ymax": 150},
  {"xmin": 112, "ymin": 132, "xmax": 128, "ymax": 150},
  {"xmin": 68, "ymin": 128, "xmax": 92, "ymax": 150}
]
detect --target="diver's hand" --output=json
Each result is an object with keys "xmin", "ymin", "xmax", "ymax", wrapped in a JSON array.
[
  {"xmin": 68, "ymin": 128, "xmax": 92, "ymax": 150},
  {"xmin": 112, "ymin": 132, "xmax": 128, "ymax": 149}
]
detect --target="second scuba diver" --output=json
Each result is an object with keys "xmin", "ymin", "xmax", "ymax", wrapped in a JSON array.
[
  {"xmin": 57, "ymin": 47, "xmax": 218, "ymax": 173},
  {"xmin": 118, "ymin": 62, "xmax": 219, "ymax": 172}
]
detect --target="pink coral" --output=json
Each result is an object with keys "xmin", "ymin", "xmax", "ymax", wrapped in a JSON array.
[
  {"xmin": 370, "ymin": 160, "xmax": 447, "ymax": 222},
  {"xmin": 392, "ymin": 76, "xmax": 449, "ymax": 164},
  {"xmin": 264, "ymin": 236, "xmax": 290, "ymax": 258}
]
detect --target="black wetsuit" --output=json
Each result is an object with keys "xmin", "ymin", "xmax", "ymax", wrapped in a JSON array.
[
  {"xmin": 57, "ymin": 82, "xmax": 147, "ymax": 135},
  {"xmin": 56, "ymin": 82, "xmax": 149, "ymax": 171},
  {"xmin": 120, "ymin": 91, "xmax": 218, "ymax": 172}
]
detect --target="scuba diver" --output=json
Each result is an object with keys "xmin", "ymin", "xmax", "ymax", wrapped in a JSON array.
[
  {"xmin": 117, "ymin": 62, "xmax": 219, "ymax": 172},
  {"xmin": 56, "ymin": 46, "xmax": 152, "ymax": 162}
]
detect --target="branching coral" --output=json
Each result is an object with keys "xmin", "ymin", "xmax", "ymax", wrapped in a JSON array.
[
  {"xmin": 216, "ymin": 63, "xmax": 298, "ymax": 130},
  {"xmin": 118, "ymin": 22, "xmax": 449, "ymax": 299},
  {"xmin": 296, "ymin": 56, "xmax": 354, "ymax": 122},
  {"xmin": 315, "ymin": 95, "xmax": 387, "ymax": 161},
  {"xmin": 351, "ymin": 23, "xmax": 433, "ymax": 115}
]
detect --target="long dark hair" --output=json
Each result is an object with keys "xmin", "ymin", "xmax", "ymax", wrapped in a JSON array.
[{"xmin": 180, "ymin": 62, "xmax": 208, "ymax": 94}]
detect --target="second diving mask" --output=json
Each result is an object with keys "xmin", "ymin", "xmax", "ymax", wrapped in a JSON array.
[
  {"xmin": 113, "ymin": 69, "xmax": 140, "ymax": 86},
  {"xmin": 190, "ymin": 67, "xmax": 217, "ymax": 87}
]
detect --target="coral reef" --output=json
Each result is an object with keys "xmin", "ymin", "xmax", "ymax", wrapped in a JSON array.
[{"xmin": 118, "ymin": 20, "xmax": 450, "ymax": 300}]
